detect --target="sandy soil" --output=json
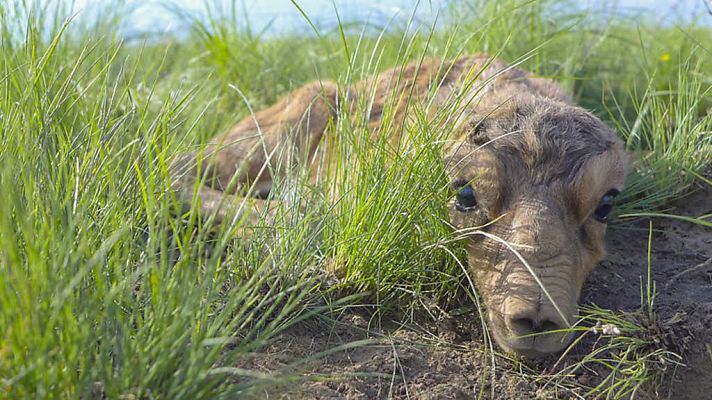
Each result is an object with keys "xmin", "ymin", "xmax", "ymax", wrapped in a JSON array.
[{"xmin": 240, "ymin": 181, "xmax": 712, "ymax": 399}]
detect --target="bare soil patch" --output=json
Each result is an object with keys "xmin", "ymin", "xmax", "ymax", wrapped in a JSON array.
[{"xmin": 241, "ymin": 183, "xmax": 712, "ymax": 399}]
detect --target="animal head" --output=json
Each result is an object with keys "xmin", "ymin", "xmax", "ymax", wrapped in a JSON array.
[{"xmin": 445, "ymin": 92, "xmax": 628, "ymax": 357}]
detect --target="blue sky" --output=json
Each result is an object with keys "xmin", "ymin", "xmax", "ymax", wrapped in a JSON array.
[{"xmin": 68, "ymin": 0, "xmax": 711, "ymax": 36}]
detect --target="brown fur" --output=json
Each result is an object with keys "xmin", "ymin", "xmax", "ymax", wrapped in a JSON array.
[{"xmin": 171, "ymin": 54, "xmax": 628, "ymax": 357}]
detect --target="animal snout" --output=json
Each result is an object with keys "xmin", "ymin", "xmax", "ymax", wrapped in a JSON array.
[
  {"xmin": 498, "ymin": 297, "xmax": 574, "ymax": 357},
  {"xmin": 506, "ymin": 308, "xmax": 567, "ymax": 337}
]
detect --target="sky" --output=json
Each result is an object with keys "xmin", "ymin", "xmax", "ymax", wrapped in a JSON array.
[{"xmin": 66, "ymin": 0, "xmax": 712, "ymax": 37}]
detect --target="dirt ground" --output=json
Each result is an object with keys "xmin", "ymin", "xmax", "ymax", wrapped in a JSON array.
[{"xmin": 241, "ymin": 181, "xmax": 712, "ymax": 399}]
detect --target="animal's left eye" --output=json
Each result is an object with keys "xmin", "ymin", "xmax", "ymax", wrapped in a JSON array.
[
  {"xmin": 592, "ymin": 189, "xmax": 620, "ymax": 223},
  {"xmin": 455, "ymin": 184, "xmax": 478, "ymax": 211}
]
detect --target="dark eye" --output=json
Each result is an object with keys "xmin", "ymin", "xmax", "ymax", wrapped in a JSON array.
[
  {"xmin": 455, "ymin": 183, "xmax": 478, "ymax": 211},
  {"xmin": 592, "ymin": 189, "xmax": 620, "ymax": 223}
]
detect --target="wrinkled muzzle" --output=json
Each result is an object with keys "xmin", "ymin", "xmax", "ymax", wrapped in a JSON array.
[
  {"xmin": 489, "ymin": 255, "xmax": 578, "ymax": 357},
  {"xmin": 469, "ymin": 201, "xmax": 584, "ymax": 358}
]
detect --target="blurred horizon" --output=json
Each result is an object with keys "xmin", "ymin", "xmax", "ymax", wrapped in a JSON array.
[{"xmin": 62, "ymin": 0, "xmax": 712, "ymax": 39}]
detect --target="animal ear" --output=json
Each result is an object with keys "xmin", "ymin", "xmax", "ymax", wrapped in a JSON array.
[{"xmin": 467, "ymin": 117, "xmax": 490, "ymax": 146}]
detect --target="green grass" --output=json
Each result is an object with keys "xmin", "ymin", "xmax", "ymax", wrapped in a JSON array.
[{"xmin": 1, "ymin": 0, "xmax": 711, "ymax": 398}]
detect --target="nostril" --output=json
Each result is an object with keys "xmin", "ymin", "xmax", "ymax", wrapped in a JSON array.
[
  {"xmin": 510, "ymin": 317, "xmax": 539, "ymax": 335},
  {"xmin": 540, "ymin": 320, "xmax": 562, "ymax": 333},
  {"xmin": 509, "ymin": 317, "xmax": 563, "ymax": 335}
]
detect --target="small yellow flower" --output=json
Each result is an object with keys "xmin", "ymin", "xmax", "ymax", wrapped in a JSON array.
[{"xmin": 659, "ymin": 53, "xmax": 671, "ymax": 62}]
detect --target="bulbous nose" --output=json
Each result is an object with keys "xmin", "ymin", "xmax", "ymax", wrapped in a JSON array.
[
  {"xmin": 499, "ymin": 306, "xmax": 572, "ymax": 357},
  {"xmin": 508, "ymin": 313, "xmax": 565, "ymax": 337},
  {"xmin": 504, "ymin": 299, "xmax": 570, "ymax": 338}
]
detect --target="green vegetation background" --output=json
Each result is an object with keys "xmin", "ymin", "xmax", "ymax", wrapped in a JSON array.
[{"xmin": 0, "ymin": 0, "xmax": 710, "ymax": 398}]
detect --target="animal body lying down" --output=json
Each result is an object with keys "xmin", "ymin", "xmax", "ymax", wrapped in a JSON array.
[{"xmin": 172, "ymin": 54, "xmax": 628, "ymax": 357}]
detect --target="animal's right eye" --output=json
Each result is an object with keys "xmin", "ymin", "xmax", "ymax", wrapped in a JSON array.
[{"xmin": 455, "ymin": 184, "xmax": 478, "ymax": 211}]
